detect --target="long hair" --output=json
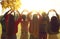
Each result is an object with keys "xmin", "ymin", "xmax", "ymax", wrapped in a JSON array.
[
  {"xmin": 51, "ymin": 16, "xmax": 58, "ymax": 25},
  {"xmin": 50, "ymin": 16, "xmax": 59, "ymax": 32}
]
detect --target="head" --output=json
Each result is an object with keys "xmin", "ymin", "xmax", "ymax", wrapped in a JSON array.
[
  {"xmin": 33, "ymin": 14, "xmax": 37, "ymax": 19},
  {"xmin": 42, "ymin": 12, "xmax": 47, "ymax": 17},
  {"xmin": 22, "ymin": 14, "xmax": 26, "ymax": 21},
  {"xmin": 51, "ymin": 16, "xmax": 58, "ymax": 23}
]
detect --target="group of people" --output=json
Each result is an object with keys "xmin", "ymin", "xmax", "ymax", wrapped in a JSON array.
[{"xmin": 0, "ymin": 9, "xmax": 60, "ymax": 39}]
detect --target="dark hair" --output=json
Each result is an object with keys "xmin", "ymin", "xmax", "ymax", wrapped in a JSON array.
[
  {"xmin": 50, "ymin": 16, "xmax": 59, "ymax": 32},
  {"xmin": 51, "ymin": 16, "xmax": 58, "ymax": 23},
  {"xmin": 22, "ymin": 15, "xmax": 26, "ymax": 20}
]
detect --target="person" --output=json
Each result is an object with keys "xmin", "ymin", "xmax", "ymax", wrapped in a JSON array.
[
  {"xmin": 0, "ymin": 10, "xmax": 11, "ymax": 39},
  {"xmin": 27, "ymin": 12, "xmax": 33, "ymax": 39},
  {"xmin": 32, "ymin": 14, "xmax": 39, "ymax": 39},
  {"xmin": 39, "ymin": 12, "xmax": 49, "ymax": 39},
  {"xmin": 20, "ymin": 14, "xmax": 29, "ymax": 39},
  {"xmin": 5, "ymin": 10, "xmax": 21, "ymax": 39},
  {"xmin": 48, "ymin": 16, "xmax": 59, "ymax": 39},
  {"xmin": 48, "ymin": 9, "xmax": 59, "ymax": 33},
  {"xmin": 28, "ymin": 11, "xmax": 42, "ymax": 39},
  {"xmin": 47, "ymin": 9, "xmax": 60, "ymax": 39},
  {"xmin": 50, "ymin": 16, "xmax": 59, "ymax": 33}
]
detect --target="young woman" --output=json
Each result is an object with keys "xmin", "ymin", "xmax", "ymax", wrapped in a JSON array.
[
  {"xmin": 39, "ymin": 12, "xmax": 49, "ymax": 39},
  {"xmin": 20, "ymin": 10, "xmax": 29, "ymax": 39},
  {"xmin": 48, "ymin": 9, "xmax": 60, "ymax": 39},
  {"xmin": 28, "ymin": 11, "xmax": 42, "ymax": 39}
]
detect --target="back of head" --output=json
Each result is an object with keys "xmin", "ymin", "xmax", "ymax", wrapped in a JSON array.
[
  {"xmin": 22, "ymin": 14, "xmax": 26, "ymax": 21},
  {"xmin": 51, "ymin": 16, "xmax": 58, "ymax": 25},
  {"xmin": 33, "ymin": 14, "xmax": 37, "ymax": 20},
  {"xmin": 41, "ymin": 12, "xmax": 49, "ymax": 21},
  {"xmin": 42, "ymin": 12, "xmax": 47, "ymax": 17}
]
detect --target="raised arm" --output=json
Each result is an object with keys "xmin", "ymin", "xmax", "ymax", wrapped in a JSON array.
[
  {"xmin": 4, "ymin": 9, "xmax": 12, "ymax": 17},
  {"xmin": 53, "ymin": 10, "xmax": 59, "ymax": 20}
]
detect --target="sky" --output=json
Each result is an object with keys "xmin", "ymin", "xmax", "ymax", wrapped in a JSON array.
[
  {"xmin": 0, "ymin": 0, "xmax": 60, "ymax": 16},
  {"xmin": 20, "ymin": 0, "xmax": 60, "ymax": 12}
]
